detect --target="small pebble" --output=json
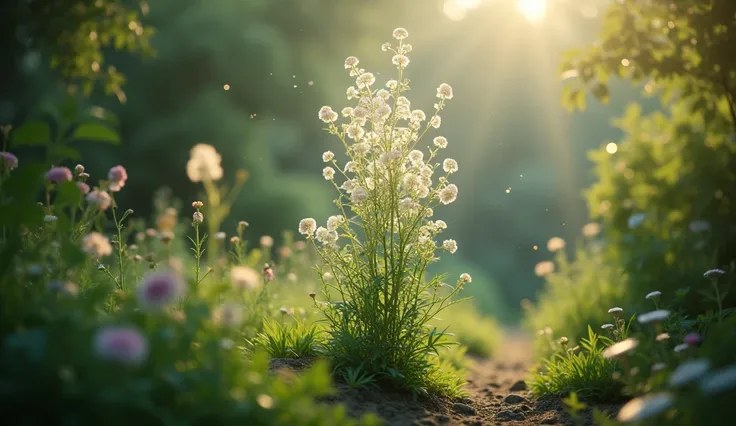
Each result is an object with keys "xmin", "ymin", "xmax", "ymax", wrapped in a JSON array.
[
  {"xmin": 453, "ymin": 402, "xmax": 476, "ymax": 416},
  {"xmin": 509, "ymin": 380, "xmax": 527, "ymax": 392},
  {"xmin": 503, "ymin": 394, "xmax": 527, "ymax": 404}
]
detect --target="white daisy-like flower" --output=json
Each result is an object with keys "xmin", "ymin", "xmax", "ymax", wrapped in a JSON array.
[
  {"xmin": 608, "ymin": 307, "xmax": 623, "ymax": 314},
  {"xmin": 392, "ymin": 54, "xmax": 410, "ymax": 68},
  {"xmin": 645, "ymin": 291, "xmax": 662, "ymax": 299},
  {"xmin": 318, "ymin": 106, "xmax": 338, "ymax": 123},
  {"xmin": 460, "ymin": 273, "xmax": 472, "ymax": 283},
  {"xmin": 674, "ymin": 343, "xmax": 689, "ymax": 352},
  {"xmin": 434, "ymin": 220, "xmax": 447, "ymax": 230},
  {"xmin": 344, "ymin": 56, "xmax": 359, "ymax": 69},
  {"xmin": 438, "ymin": 184, "xmax": 458, "ymax": 205},
  {"xmin": 433, "ymin": 136, "xmax": 448, "ymax": 148},
  {"xmin": 392, "ymin": 27, "xmax": 409, "ymax": 40},
  {"xmin": 442, "ymin": 239, "xmax": 458, "ymax": 254},
  {"xmin": 443, "ymin": 158, "xmax": 458, "ymax": 173},
  {"xmin": 429, "ymin": 116, "xmax": 441, "ymax": 129},
  {"xmin": 603, "ymin": 338, "xmax": 639, "ymax": 359},
  {"xmin": 386, "ymin": 79, "xmax": 398, "ymax": 90},
  {"xmin": 298, "ymin": 218, "xmax": 317, "ymax": 237},
  {"xmin": 346, "ymin": 124, "xmax": 365, "ymax": 140},
  {"xmin": 637, "ymin": 309, "xmax": 671, "ymax": 324},
  {"xmin": 669, "ymin": 359, "xmax": 710, "ymax": 387},
  {"xmin": 700, "ymin": 365, "xmax": 736, "ymax": 395},
  {"xmin": 601, "ymin": 323, "xmax": 615, "ymax": 330},
  {"xmin": 704, "ymin": 268, "xmax": 726, "ymax": 279},
  {"xmin": 408, "ymin": 150, "xmax": 424, "ymax": 164},
  {"xmin": 323, "ymin": 167, "xmax": 335, "ymax": 180},
  {"xmin": 346, "ymin": 86, "xmax": 359, "ymax": 99},
  {"xmin": 356, "ymin": 72, "xmax": 376, "ymax": 89},
  {"xmin": 411, "ymin": 110, "xmax": 426, "ymax": 122},
  {"xmin": 326, "ymin": 215, "xmax": 344, "ymax": 231},
  {"xmin": 186, "ymin": 143, "xmax": 223, "ymax": 183},
  {"xmin": 322, "ymin": 151, "xmax": 334, "ymax": 162},
  {"xmin": 436, "ymin": 83, "xmax": 453, "ymax": 100},
  {"xmin": 617, "ymin": 392, "xmax": 674, "ymax": 423}
]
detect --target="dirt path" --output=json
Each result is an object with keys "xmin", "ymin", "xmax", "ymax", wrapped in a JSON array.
[{"xmin": 316, "ymin": 331, "xmax": 620, "ymax": 425}]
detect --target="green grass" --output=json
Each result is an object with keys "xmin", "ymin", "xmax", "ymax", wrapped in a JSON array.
[
  {"xmin": 251, "ymin": 319, "xmax": 323, "ymax": 358},
  {"xmin": 529, "ymin": 326, "xmax": 623, "ymax": 402}
]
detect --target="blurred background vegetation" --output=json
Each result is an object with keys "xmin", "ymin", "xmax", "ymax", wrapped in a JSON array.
[{"xmin": 2, "ymin": 0, "xmax": 733, "ymax": 325}]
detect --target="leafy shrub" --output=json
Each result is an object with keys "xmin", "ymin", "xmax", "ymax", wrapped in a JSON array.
[{"xmin": 297, "ymin": 28, "xmax": 471, "ymax": 397}]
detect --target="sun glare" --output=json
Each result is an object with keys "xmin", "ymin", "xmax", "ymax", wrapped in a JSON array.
[{"xmin": 516, "ymin": 0, "xmax": 547, "ymax": 23}]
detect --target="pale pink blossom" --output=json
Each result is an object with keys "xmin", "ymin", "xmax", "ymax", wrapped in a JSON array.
[
  {"xmin": 94, "ymin": 326, "xmax": 149, "ymax": 366},
  {"xmin": 45, "ymin": 167, "xmax": 73, "ymax": 183}
]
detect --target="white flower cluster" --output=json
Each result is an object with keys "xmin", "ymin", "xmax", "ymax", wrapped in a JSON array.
[{"xmin": 304, "ymin": 28, "xmax": 464, "ymax": 265}]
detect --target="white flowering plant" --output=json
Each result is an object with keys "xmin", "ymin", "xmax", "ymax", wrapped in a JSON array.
[{"xmin": 299, "ymin": 28, "xmax": 470, "ymax": 396}]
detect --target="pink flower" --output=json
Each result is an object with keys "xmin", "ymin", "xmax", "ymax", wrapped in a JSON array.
[
  {"xmin": 86, "ymin": 189, "xmax": 112, "ymax": 210},
  {"xmin": 94, "ymin": 326, "xmax": 149, "ymax": 366},
  {"xmin": 263, "ymin": 264, "xmax": 275, "ymax": 282},
  {"xmin": 45, "ymin": 167, "xmax": 73, "ymax": 183},
  {"xmin": 76, "ymin": 182, "xmax": 90, "ymax": 194},
  {"xmin": 684, "ymin": 332, "xmax": 702, "ymax": 347},
  {"xmin": 108, "ymin": 165, "xmax": 128, "ymax": 192},
  {"xmin": 0, "ymin": 152, "xmax": 18, "ymax": 170},
  {"xmin": 136, "ymin": 272, "xmax": 185, "ymax": 310}
]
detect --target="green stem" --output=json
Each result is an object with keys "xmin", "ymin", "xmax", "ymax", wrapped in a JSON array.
[
  {"xmin": 112, "ymin": 206, "xmax": 126, "ymax": 290},
  {"xmin": 712, "ymin": 280, "xmax": 723, "ymax": 322}
]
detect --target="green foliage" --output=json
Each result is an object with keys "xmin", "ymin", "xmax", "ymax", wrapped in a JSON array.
[
  {"xmin": 443, "ymin": 301, "xmax": 501, "ymax": 357},
  {"xmin": 525, "ymin": 238, "xmax": 630, "ymax": 355},
  {"xmin": 1, "ymin": 0, "xmax": 154, "ymax": 99},
  {"xmin": 530, "ymin": 327, "xmax": 623, "ymax": 402},
  {"xmin": 252, "ymin": 319, "xmax": 322, "ymax": 359}
]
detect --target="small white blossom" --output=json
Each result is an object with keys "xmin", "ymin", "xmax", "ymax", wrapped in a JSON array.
[
  {"xmin": 322, "ymin": 151, "xmax": 334, "ymax": 162},
  {"xmin": 298, "ymin": 218, "xmax": 317, "ymax": 237},
  {"xmin": 323, "ymin": 167, "xmax": 335, "ymax": 180},
  {"xmin": 436, "ymin": 83, "xmax": 453, "ymax": 100},
  {"xmin": 700, "ymin": 365, "xmax": 736, "ymax": 395},
  {"xmin": 392, "ymin": 27, "xmax": 409, "ymax": 40},
  {"xmin": 460, "ymin": 273, "xmax": 472, "ymax": 283},
  {"xmin": 344, "ymin": 56, "xmax": 359, "ymax": 69},
  {"xmin": 645, "ymin": 291, "xmax": 662, "ymax": 299},
  {"xmin": 392, "ymin": 54, "xmax": 410, "ymax": 68},
  {"xmin": 433, "ymin": 136, "xmax": 447, "ymax": 149},
  {"xmin": 429, "ymin": 116, "xmax": 441, "ymax": 129},
  {"xmin": 637, "ymin": 309, "xmax": 671, "ymax": 324},
  {"xmin": 356, "ymin": 72, "xmax": 376, "ymax": 89},
  {"xmin": 318, "ymin": 106, "xmax": 338, "ymax": 123},
  {"xmin": 669, "ymin": 359, "xmax": 710, "ymax": 387},
  {"xmin": 438, "ymin": 184, "xmax": 458, "ymax": 205},
  {"xmin": 326, "ymin": 215, "xmax": 344, "ymax": 231},
  {"xmin": 442, "ymin": 158, "xmax": 458, "ymax": 174},
  {"xmin": 617, "ymin": 393, "xmax": 674, "ymax": 423},
  {"xmin": 601, "ymin": 324, "xmax": 615, "ymax": 330},
  {"xmin": 442, "ymin": 239, "xmax": 458, "ymax": 254}
]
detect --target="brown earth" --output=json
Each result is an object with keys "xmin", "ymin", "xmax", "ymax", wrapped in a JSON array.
[{"xmin": 271, "ymin": 332, "xmax": 622, "ymax": 425}]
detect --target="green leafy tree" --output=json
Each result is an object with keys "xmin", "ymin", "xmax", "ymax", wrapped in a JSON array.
[{"xmin": 560, "ymin": 0, "xmax": 736, "ymax": 315}]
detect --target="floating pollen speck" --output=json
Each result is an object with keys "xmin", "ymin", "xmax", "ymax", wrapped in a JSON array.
[
  {"xmin": 308, "ymin": 81, "xmax": 314, "ymax": 86},
  {"xmin": 223, "ymin": 84, "xmax": 230, "ymax": 90},
  {"xmin": 506, "ymin": 187, "xmax": 511, "ymax": 193}
]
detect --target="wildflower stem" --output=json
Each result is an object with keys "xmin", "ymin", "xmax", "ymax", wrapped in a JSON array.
[
  {"xmin": 711, "ymin": 279, "xmax": 723, "ymax": 321},
  {"xmin": 111, "ymin": 205, "xmax": 126, "ymax": 290}
]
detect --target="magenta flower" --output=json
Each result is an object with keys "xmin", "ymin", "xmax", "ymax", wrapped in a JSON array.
[
  {"xmin": 684, "ymin": 333, "xmax": 702, "ymax": 347},
  {"xmin": 77, "ymin": 182, "xmax": 90, "ymax": 194},
  {"xmin": 108, "ymin": 165, "xmax": 128, "ymax": 192},
  {"xmin": 0, "ymin": 152, "xmax": 18, "ymax": 170},
  {"xmin": 45, "ymin": 167, "xmax": 73, "ymax": 183},
  {"xmin": 136, "ymin": 272, "xmax": 185, "ymax": 311},
  {"xmin": 94, "ymin": 326, "xmax": 149, "ymax": 366}
]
